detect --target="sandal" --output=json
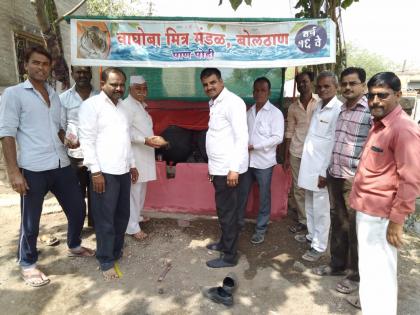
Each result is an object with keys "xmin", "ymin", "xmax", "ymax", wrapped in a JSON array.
[
  {"xmin": 336, "ymin": 278, "xmax": 359, "ymax": 294},
  {"xmin": 68, "ymin": 246, "xmax": 96, "ymax": 257},
  {"xmin": 312, "ymin": 265, "xmax": 346, "ymax": 276},
  {"xmin": 21, "ymin": 268, "xmax": 50, "ymax": 287},
  {"xmin": 346, "ymin": 295, "xmax": 361, "ymax": 309},
  {"xmin": 288, "ymin": 223, "xmax": 307, "ymax": 233},
  {"xmin": 39, "ymin": 234, "xmax": 60, "ymax": 246}
]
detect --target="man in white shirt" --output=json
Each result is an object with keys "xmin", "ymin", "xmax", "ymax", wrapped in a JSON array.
[
  {"xmin": 60, "ymin": 66, "xmax": 99, "ymax": 227},
  {"xmin": 296, "ymin": 71, "xmax": 342, "ymax": 262},
  {"xmin": 121, "ymin": 75, "xmax": 165, "ymax": 241},
  {"xmin": 78, "ymin": 67, "xmax": 139, "ymax": 280},
  {"xmin": 237, "ymin": 77, "xmax": 284, "ymax": 244},
  {"xmin": 201, "ymin": 68, "xmax": 248, "ymax": 268}
]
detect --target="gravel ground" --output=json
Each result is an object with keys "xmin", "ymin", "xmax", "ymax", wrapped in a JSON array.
[{"xmin": 0, "ymin": 185, "xmax": 419, "ymax": 315}]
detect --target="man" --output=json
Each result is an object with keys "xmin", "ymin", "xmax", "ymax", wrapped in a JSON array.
[
  {"xmin": 60, "ymin": 66, "xmax": 99, "ymax": 227},
  {"xmin": 78, "ymin": 67, "xmax": 139, "ymax": 280},
  {"xmin": 120, "ymin": 75, "xmax": 166, "ymax": 241},
  {"xmin": 296, "ymin": 71, "xmax": 342, "ymax": 262},
  {"xmin": 237, "ymin": 77, "xmax": 284, "ymax": 244},
  {"xmin": 284, "ymin": 71, "xmax": 318, "ymax": 233},
  {"xmin": 349, "ymin": 72, "xmax": 420, "ymax": 314},
  {"xmin": 201, "ymin": 68, "xmax": 248, "ymax": 268},
  {"xmin": 312, "ymin": 67, "xmax": 371, "ymax": 295},
  {"xmin": 0, "ymin": 46, "xmax": 94, "ymax": 287}
]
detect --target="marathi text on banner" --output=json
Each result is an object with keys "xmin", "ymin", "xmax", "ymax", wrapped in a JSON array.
[{"xmin": 71, "ymin": 18, "xmax": 335, "ymax": 68}]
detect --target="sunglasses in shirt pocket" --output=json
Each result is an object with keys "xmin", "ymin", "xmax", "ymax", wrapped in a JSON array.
[{"xmin": 365, "ymin": 145, "xmax": 388, "ymax": 171}]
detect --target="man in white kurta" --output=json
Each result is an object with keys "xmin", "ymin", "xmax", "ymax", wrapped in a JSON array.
[
  {"xmin": 297, "ymin": 71, "xmax": 342, "ymax": 262},
  {"xmin": 120, "ymin": 76, "xmax": 163, "ymax": 240}
]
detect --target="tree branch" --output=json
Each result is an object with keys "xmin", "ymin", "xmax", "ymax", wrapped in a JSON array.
[{"xmin": 54, "ymin": 0, "xmax": 87, "ymax": 25}]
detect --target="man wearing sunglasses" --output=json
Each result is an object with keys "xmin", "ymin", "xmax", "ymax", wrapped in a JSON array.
[{"xmin": 349, "ymin": 72, "xmax": 420, "ymax": 314}]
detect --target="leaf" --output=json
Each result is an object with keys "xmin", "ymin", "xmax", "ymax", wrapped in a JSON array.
[
  {"xmin": 245, "ymin": 0, "xmax": 252, "ymax": 5},
  {"xmin": 219, "ymin": 0, "xmax": 223, "ymax": 5},
  {"xmin": 230, "ymin": 0, "xmax": 243, "ymax": 11},
  {"xmin": 341, "ymin": 0, "xmax": 354, "ymax": 9}
]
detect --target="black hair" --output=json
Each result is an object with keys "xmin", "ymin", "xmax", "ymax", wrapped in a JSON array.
[
  {"xmin": 101, "ymin": 67, "xmax": 126, "ymax": 82},
  {"xmin": 340, "ymin": 67, "xmax": 366, "ymax": 83},
  {"xmin": 295, "ymin": 71, "xmax": 314, "ymax": 82},
  {"xmin": 367, "ymin": 72, "xmax": 401, "ymax": 92},
  {"xmin": 24, "ymin": 45, "xmax": 52, "ymax": 63},
  {"xmin": 253, "ymin": 76, "xmax": 271, "ymax": 90},
  {"xmin": 71, "ymin": 65, "xmax": 92, "ymax": 72},
  {"xmin": 200, "ymin": 68, "xmax": 222, "ymax": 80}
]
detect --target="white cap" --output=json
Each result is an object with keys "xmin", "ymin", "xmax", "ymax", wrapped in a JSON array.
[{"xmin": 130, "ymin": 75, "xmax": 146, "ymax": 85}]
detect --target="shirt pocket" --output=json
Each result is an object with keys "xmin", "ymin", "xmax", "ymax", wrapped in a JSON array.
[
  {"xmin": 257, "ymin": 121, "xmax": 270, "ymax": 136},
  {"xmin": 209, "ymin": 113, "xmax": 228, "ymax": 131},
  {"xmin": 313, "ymin": 119, "xmax": 332, "ymax": 139},
  {"xmin": 364, "ymin": 146, "xmax": 389, "ymax": 171}
]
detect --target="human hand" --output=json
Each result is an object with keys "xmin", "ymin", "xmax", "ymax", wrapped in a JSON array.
[
  {"xmin": 92, "ymin": 173, "xmax": 105, "ymax": 193},
  {"xmin": 248, "ymin": 144, "xmax": 254, "ymax": 151},
  {"xmin": 387, "ymin": 221, "xmax": 404, "ymax": 248},
  {"xmin": 145, "ymin": 136, "xmax": 167, "ymax": 148},
  {"xmin": 227, "ymin": 171, "xmax": 239, "ymax": 187},
  {"xmin": 64, "ymin": 138, "xmax": 80, "ymax": 149},
  {"xmin": 317, "ymin": 176, "xmax": 327, "ymax": 188},
  {"xmin": 130, "ymin": 167, "xmax": 139, "ymax": 184},
  {"xmin": 8, "ymin": 168, "xmax": 29, "ymax": 195}
]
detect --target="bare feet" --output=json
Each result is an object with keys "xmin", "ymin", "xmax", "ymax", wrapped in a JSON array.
[
  {"xmin": 131, "ymin": 230, "xmax": 148, "ymax": 241},
  {"xmin": 21, "ymin": 268, "xmax": 50, "ymax": 287},
  {"xmin": 103, "ymin": 267, "xmax": 119, "ymax": 281}
]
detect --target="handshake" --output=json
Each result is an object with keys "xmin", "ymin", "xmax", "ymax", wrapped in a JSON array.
[{"xmin": 145, "ymin": 135, "xmax": 168, "ymax": 148}]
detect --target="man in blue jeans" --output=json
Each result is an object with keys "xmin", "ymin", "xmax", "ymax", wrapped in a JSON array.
[
  {"xmin": 238, "ymin": 77, "xmax": 284, "ymax": 244},
  {"xmin": 0, "ymin": 46, "xmax": 94, "ymax": 287}
]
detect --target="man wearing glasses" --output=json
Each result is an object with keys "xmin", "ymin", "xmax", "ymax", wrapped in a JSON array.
[
  {"xmin": 349, "ymin": 72, "xmax": 420, "ymax": 314},
  {"xmin": 312, "ymin": 68, "xmax": 371, "ymax": 297}
]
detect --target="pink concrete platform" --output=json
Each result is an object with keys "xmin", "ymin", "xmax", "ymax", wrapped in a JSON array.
[{"xmin": 144, "ymin": 162, "xmax": 291, "ymax": 220}]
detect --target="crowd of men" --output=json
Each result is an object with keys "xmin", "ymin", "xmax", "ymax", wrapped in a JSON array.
[{"xmin": 0, "ymin": 44, "xmax": 419, "ymax": 315}]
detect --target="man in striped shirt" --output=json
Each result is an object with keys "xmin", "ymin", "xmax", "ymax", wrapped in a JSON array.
[{"xmin": 312, "ymin": 67, "xmax": 371, "ymax": 296}]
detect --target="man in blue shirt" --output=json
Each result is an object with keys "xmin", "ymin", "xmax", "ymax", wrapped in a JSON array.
[{"xmin": 0, "ymin": 46, "xmax": 94, "ymax": 287}]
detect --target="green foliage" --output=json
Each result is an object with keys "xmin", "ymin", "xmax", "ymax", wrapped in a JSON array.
[
  {"xmin": 346, "ymin": 43, "xmax": 398, "ymax": 79},
  {"xmin": 86, "ymin": 0, "xmax": 146, "ymax": 16},
  {"xmin": 219, "ymin": 0, "xmax": 252, "ymax": 11}
]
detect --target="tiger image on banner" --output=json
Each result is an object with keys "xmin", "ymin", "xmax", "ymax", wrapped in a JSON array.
[{"xmin": 77, "ymin": 21, "xmax": 110, "ymax": 59}]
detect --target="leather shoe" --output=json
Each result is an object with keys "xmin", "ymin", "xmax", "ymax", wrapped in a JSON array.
[
  {"xmin": 206, "ymin": 242, "xmax": 222, "ymax": 251},
  {"xmin": 222, "ymin": 272, "xmax": 238, "ymax": 294},
  {"xmin": 203, "ymin": 286, "xmax": 233, "ymax": 306},
  {"xmin": 206, "ymin": 257, "xmax": 236, "ymax": 268}
]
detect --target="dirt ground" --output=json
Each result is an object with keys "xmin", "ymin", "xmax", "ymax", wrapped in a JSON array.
[{"xmin": 0, "ymin": 185, "xmax": 419, "ymax": 315}]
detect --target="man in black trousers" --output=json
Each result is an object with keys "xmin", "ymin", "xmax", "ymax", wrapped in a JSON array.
[{"xmin": 200, "ymin": 68, "xmax": 249, "ymax": 268}]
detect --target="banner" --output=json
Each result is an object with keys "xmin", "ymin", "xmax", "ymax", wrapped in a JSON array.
[{"xmin": 70, "ymin": 17, "xmax": 335, "ymax": 68}]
